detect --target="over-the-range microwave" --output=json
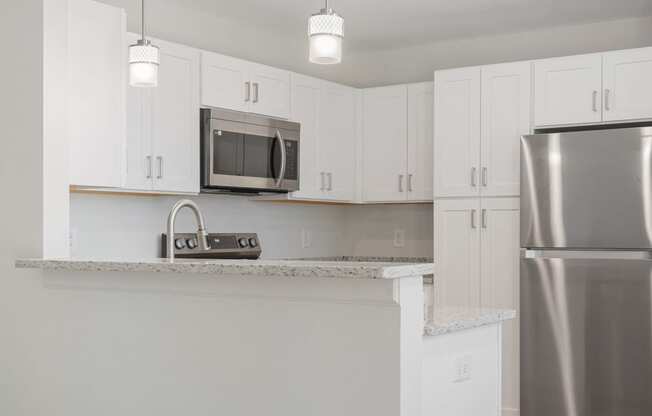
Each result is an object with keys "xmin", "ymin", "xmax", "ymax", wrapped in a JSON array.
[{"xmin": 200, "ymin": 108, "xmax": 300, "ymax": 194}]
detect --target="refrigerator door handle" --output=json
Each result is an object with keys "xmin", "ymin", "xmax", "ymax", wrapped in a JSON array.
[{"xmin": 521, "ymin": 248, "xmax": 652, "ymax": 260}]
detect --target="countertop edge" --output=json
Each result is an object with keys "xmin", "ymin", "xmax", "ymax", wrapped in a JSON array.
[{"xmin": 424, "ymin": 308, "xmax": 517, "ymax": 337}]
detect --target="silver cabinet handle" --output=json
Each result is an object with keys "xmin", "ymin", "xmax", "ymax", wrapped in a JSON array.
[
  {"xmin": 407, "ymin": 174, "xmax": 413, "ymax": 192},
  {"xmin": 471, "ymin": 210, "xmax": 477, "ymax": 229},
  {"xmin": 156, "ymin": 156, "xmax": 163, "ymax": 179},
  {"xmin": 245, "ymin": 81, "xmax": 251, "ymax": 102},
  {"xmin": 274, "ymin": 129, "xmax": 287, "ymax": 187},
  {"xmin": 146, "ymin": 155, "xmax": 152, "ymax": 179},
  {"xmin": 253, "ymin": 82, "xmax": 259, "ymax": 103},
  {"xmin": 592, "ymin": 90, "xmax": 598, "ymax": 112},
  {"xmin": 604, "ymin": 89, "xmax": 611, "ymax": 111},
  {"xmin": 398, "ymin": 174, "xmax": 404, "ymax": 192},
  {"xmin": 471, "ymin": 167, "xmax": 477, "ymax": 187},
  {"xmin": 327, "ymin": 172, "xmax": 333, "ymax": 191},
  {"xmin": 320, "ymin": 172, "xmax": 325, "ymax": 191},
  {"xmin": 481, "ymin": 209, "xmax": 487, "ymax": 229},
  {"xmin": 482, "ymin": 167, "xmax": 488, "ymax": 187}
]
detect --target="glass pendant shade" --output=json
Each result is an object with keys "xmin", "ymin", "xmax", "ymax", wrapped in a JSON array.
[
  {"xmin": 308, "ymin": 7, "xmax": 344, "ymax": 64},
  {"xmin": 129, "ymin": 40, "xmax": 159, "ymax": 87}
]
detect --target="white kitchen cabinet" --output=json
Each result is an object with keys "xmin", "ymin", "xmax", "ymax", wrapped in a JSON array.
[
  {"xmin": 68, "ymin": 0, "xmax": 126, "ymax": 188},
  {"xmin": 125, "ymin": 34, "xmax": 200, "ymax": 193},
  {"xmin": 534, "ymin": 54, "xmax": 603, "ymax": 126},
  {"xmin": 481, "ymin": 62, "xmax": 531, "ymax": 197},
  {"xmin": 434, "ymin": 68, "xmax": 481, "ymax": 198},
  {"xmin": 479, "ymin": 198, "xmax": 520, "ymax": 416},
  {"xmin": 362, "ymin": 85, "xmax": 408, "ymax": 202},
  {"xmin": 407, "ymin": 82, "xmax": 434, "ymax": 201},
  {"xmin": 603, "ymin": 47, "xmax": 652, "ymax": 122},
  {"xmin": 201, "ymin": 51, "xmax": 290, "ymax": 119},
  {"xmin": 290, "ymin": 73, "xmax": 322, "ymax": 199},
  {"xmin": 434, "ymin": 199, "xmax": 481, "ymax": 308},
  {"xmin": 318, "ymin": 81, "xmax": 357, "ymax": 201}
]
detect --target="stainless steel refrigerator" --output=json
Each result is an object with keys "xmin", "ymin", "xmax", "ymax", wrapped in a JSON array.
[{"xmin": 520, "ymin": 126, "xmax": 652, "ymax": 416}]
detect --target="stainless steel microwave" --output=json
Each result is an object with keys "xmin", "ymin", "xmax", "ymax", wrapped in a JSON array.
[{"xmin": 200, "ymin": 108, "xmax": 300, "ymax": 193}]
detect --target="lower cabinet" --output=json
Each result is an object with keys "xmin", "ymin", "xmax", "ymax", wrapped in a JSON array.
[
  {"xmin": 434, "ymin": 197, "xmax": 520, "ymax": 415},
  {"xmin": 125, "ymin": 34, "xmax": 200, "ymax": 193}
]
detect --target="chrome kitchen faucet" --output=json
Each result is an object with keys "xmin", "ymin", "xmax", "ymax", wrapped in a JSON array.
[{"xmin": 166, "ymin": 200, "xmax": 209, "ymax": 261}]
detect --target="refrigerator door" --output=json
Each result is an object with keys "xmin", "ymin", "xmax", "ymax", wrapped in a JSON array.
[
  {"xmin": 521, "ymin": 127, "xmax": 652, "ymax": 249},
  {"xmin": 521, "ymin": 251, "xmax": 652, "ymax": 416}
]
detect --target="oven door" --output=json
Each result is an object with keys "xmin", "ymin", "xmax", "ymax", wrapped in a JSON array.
[{"xmin": 206, "ymin": 118, "xmax": 299, "ymax": 192}]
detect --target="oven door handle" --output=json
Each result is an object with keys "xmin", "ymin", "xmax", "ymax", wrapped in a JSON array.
[{"xmin": 274, "ymin": 129, "xmax": 287, "ymax": 187}]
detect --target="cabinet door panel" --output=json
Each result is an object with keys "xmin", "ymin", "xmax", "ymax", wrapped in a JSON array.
[
  {"xmin": 201, "ymin": 51, "xmax": 249, "ymax": 112},
  {"xmin": 603, "ymin": 47, "xmax": 652, "ymax": 122},
  {"xmin": 479, "ymin": 198, "xmax": 520, "ymax": 416},
  {"xmin": 407, "ymin": 82, "xmax": 434, "ymax": 201},
  {"xmin": 434, "ymin": 199, "xmax": 481, "ymax": 308},
  {"xmin": 290, "ymin": 74, "xmax": 321, "ymax": 198},
  {"xmin": 68, "ymin": 0, "xmax": 126, "ymax": 187},
  {"xmin": 249, "ymin": 63, "xmax": 291, "ymax": 119},
  {"xmin": 362, "ymin": 85, "xmax": 408, "ymax": 202},
  {"xmin": 125, "ymin": 33, "xmax": 153, "ymax": 191},
  {"xmin": 434, "ymin": 68, "xmax": 481, "ymax": 198},
  {"xmin": 481, "ymin": 62, "xmax": 531, "ymax": 197},
  {"xmin": 151, "ymin": 39, "xmax": 200, "ymax": 193},
  {"xmin": 319, "ymin": 81, "xmax": 356, "ymax": 201},
  {"xmin": 534, "ymin": 54, "xmax": 602, "ymax": 126}
]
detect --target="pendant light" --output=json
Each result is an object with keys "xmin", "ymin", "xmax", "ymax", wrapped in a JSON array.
[
  {"xmin": 308, "ymin": 0, "xmax": 344, "ymax": 64},
  {"xmin": 129, "ymin": 0, "xmax": 159, "ymax": 87}
]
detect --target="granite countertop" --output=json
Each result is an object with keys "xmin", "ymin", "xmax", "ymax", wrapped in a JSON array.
[
  {"xmin": 15, "ymin": 258, "xmax": 434, "ymax": 280},
  {"xmin": 424, "ymin": 307, "xmax": 516, "ymax": 336}
]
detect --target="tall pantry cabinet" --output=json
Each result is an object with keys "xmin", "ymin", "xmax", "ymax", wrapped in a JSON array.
[{"xmin": 433, "ymin": 61, "xmax": 530, "ymax": 416}]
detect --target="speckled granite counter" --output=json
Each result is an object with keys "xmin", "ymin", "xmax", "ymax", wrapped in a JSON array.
[
  {"xmin": 424, "ymin": 307, "xmax": 516, "ymax": 336},
  {"xmin": 15, "ymin": 258, "xmax": 434, "ymax": 280}
]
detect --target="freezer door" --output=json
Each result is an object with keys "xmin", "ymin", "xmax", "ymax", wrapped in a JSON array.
[
  {"xmin": 521, "ymin": 127, "xmax": 652, "ymax": 249},
  {"xmin": 521, "ymin": 253, "xmax": 652, "ymax": 416}
]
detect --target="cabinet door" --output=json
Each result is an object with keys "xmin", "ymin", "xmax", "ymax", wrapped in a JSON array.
[
  {"xmin": 481, "ymin": 62, "xmax": 531, "ymax": 197},
  {"xmin": 603, "ymin": 47, "xmax": 652, "ymax": 122},
  {"xmin": 201, "ymin": 51, "xmax": 250, "ymax": 112},
  {"xmin": 151, "ymin": 39, "xmax": 200, "ymax": 193},
  {"xmin": 407, "ymin": 82, "xmax": 434, "ymax": 201},
  {"xmin": 534, "ymin": 54, "xmax": 602, "ymax": 126},
  {"xmin": 125, "ymin": 33, "xmax": 153, "ymax": 191},
  {"xmin": 362, "ymin": 85, "xmax": 408, "ymax": 202},
  {"xmin": 479, "ymin": 198, "xmax": 520, "ymax": 416},
  {"xmin": 434, "ymin": 199, "xmax": 481, "ymax": 308},
  {"xmin": 68, "ymin": 0, "xmax": 126, "ymax": 187},
  {"xmin": 249, "ymin": 63, "xmax": 291, "ymax": 119},
  {"xmin": 319, "ymin": 81, "xmax": 357, "ymax": 201},
  {"xmin": 434, "ymin": 68, "xmax": 481, "ymax": 198},
  {"xmin": 290, "ymin": 73, "xmax": 322, "ymax": 198}
]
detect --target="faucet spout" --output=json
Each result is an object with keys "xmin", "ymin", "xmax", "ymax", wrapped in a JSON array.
[{"xmin": 166, "ymin": 199, "xmax": 210, "ymax": 260}]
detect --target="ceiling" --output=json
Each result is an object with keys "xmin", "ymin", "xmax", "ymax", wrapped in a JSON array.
[{"xmin": 168, "ymin": 0, "xmax": 652, "ymax": 51}]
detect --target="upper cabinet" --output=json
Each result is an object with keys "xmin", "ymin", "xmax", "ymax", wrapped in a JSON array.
[
  {"xmin": 68, "ymin": 0, "xmax": 126, "ymax": 188},
  {"xmin": 535, "ymin": 47, "xmax": 652, "ymax": 127},
  {"xmin": 201, "ymin": 51, "xmax": 290, "ymax": 119},
  {"xmin": 125, "ymin": 34, "xmax": 200, "ymax": 194},
  {"xmin": 603, "ymin": 47, "xmax": 652, "ymax": 122},
  {"xmin": 534, "ymin": 54, "xmax": 602, "ymax": 127},
  {"xmin": 361, "ymin": 83, "xmax": 433, "ymax": 203},
  {"xmin": 434, "ymin": 67, "xmax": 482, "ymax": 198},
  {"xmin": 434, "ymin": 63, "xmax": 530, "ymax": 198}
]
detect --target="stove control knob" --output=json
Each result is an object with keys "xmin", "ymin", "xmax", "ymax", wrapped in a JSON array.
[
  {"xmin": 186, "ymin": 238, "xmax": 197, "ymax": 249},
  {"xmin": 238, "ymin": 238, "xmax": 249, "ymax": 248},
  {"xmin": 174, "ymin": 239, "xmax": 186, "ymax": 250},
  {"xmin": 248, "ymin": 238, "xmax": 258, "ymax": 248}
]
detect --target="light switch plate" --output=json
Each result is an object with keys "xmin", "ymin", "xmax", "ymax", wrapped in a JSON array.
[
  {"xmin": 301, "ymin": 228, "xmax": 312, "ymax": 249},
  {"xmin": 454, "ymin": 355, "xmax": 472, "ymax": 382},
  {"xmin": 393, "ymin": 229, "xmax": 406, "ymax": 248}
]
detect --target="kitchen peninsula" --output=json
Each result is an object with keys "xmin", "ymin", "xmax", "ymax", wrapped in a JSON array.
[{"xmin": 17, "ymin": 258, "xmax": 513, "ymax": 416}]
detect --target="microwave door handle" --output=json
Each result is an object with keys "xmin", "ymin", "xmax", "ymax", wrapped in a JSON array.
[{"xmin": 274, "ymin": 129, "xmax": 287, "ymax": 187}]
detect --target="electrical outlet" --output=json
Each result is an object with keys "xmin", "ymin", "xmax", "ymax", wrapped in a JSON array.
[
  {"xmin": 454, "ymin": 355, "xmax": 472, "ymax": 383},
  {"xmin": 393, "ymin": 229, "xmax": 406, "ymax": 248},
  {"xmin": 301, "ymin": 228, "xmax": 312, "ymax": 249}
]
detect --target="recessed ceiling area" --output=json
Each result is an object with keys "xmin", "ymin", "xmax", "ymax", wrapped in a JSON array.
[{"xmin": 165, "ymin": 0, "xmax": 652, "ymax": 51}]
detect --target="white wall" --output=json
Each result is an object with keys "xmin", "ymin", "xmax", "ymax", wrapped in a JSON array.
[{"xmin": 69, "ymin": 193, "xmax": 433, "ymax": 259}]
